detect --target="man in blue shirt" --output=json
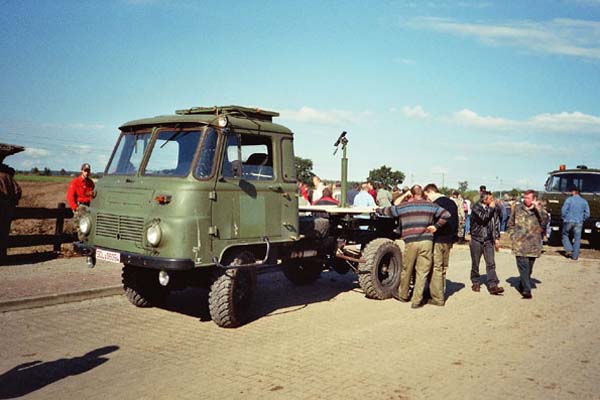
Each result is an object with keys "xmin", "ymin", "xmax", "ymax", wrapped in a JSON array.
[
  {"xmin": 561, "ymin": 186, "xmax": 590, "ymax": 261},
  {"xmin": 353, "ymin": 182, "xmax": 376, "ymax": 207}
]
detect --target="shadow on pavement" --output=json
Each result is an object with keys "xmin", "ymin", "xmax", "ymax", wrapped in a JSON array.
[
  {"xmin": 160, "ymin": 270, "xmax": 358, "ymax": 324},
  {"xmin": 0, "ymin": 252, "xmax": 59, "ymax": 266},
  {"xmin": 0, "ymin": 345, "xmax": 119, "ymax": 399},
  {"xmin": 445, "ymin": 280, "xmax": 465, "ymax": 299},
  {"xmin": 506, "ymin": 276, "xmax": 542, "ymax": 292}
]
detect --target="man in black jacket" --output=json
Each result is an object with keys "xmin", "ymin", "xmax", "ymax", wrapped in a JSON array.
[
  {"xmin": 470, "ymin": 191, "xmax": 504, "ymax": 295},
  {"xmin": 424, "ymin": 184, "xmax": 458, "ymax": 306}
]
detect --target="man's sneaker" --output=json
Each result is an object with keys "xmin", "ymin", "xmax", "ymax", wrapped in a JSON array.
[
  {"xmin": 522, "ymin": 292, "xmax": 532, "ymax": 299},
  {"xmin": 489, "ymin": 286, "xmax": 504, "ymax": 295},
  {"xmin": 471, "ymin": 283, "xmax": 481, "ymax": 292},
  {"xmin": 411, "ymin": 303, "xmax": 424, "ymax": 309}
]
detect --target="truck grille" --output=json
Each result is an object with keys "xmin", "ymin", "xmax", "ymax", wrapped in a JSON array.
[{"xmin": 96, "ymin": 213, "xmax": 145, "ymax": 242}]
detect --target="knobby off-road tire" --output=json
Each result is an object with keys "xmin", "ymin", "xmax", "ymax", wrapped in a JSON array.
[
  {"xmin": 283, "ymin": 261, "xmax": 323, "ymax": 285},
  {"xmin": 358, "ymin": 238, "xmax": 402, "ymax": 300},
  {"xmin": 209, "ymin": 252, "xmax": 257, "ymax": 328},
  {"xmin": 122, "ymin": 264, "xmax": 168, "ymax": 307}
]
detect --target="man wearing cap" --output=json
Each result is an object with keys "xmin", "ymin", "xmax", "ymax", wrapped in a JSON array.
[
  {"xmin": 0, "ymin": 145, "xmax": 23, "ymax": 259},
  {"xmin": 561, "ymin": 186, "xmax": 590, "ymax": 261},
  {"xmin": 67, "ymin": 163, "xmax": 95, "ymax": 238}
]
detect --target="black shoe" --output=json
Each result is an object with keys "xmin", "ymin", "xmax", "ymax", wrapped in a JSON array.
[
  {"xmin": 522, "ymin": 292, "xmax": 532, "ymax": 299},
  {"xmin": 471, "ymin": 283, "xmax": 481, "ymax": 292}
]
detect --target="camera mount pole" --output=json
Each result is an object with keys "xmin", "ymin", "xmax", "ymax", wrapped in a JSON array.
[{"xmin": 333, "ymin": 131, "xmax": 349, "ymax": 207}]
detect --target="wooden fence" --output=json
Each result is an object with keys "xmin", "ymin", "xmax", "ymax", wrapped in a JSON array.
[{"xmin": 4, "ymin": 202, "xmax": 76, "ymax": 254}]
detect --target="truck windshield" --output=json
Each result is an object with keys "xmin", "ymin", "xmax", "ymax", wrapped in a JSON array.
[
  {"xmin": 144, "ymin": 130, "xmax": 203, "ymax": 177},
  {"xmin": 546, "ymin": 173, "xmax": 600, "ymax": 193},
  {"xmin": 106, "ymin": 128, "xmax": 218, "ymax": 178},
  {"xmin": 106, "ymin": 133, "xmax": 151, "ymax": 175}
]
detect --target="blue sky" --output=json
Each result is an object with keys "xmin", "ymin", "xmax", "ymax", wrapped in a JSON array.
[{"xmin": 1, "ymin": 0, "xmax": 599, "ymax": 190}]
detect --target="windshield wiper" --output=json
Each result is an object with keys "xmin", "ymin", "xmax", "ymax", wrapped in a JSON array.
[{"xmin": 160, "ymin": 129, "xmax": 187, "ymax": 148}]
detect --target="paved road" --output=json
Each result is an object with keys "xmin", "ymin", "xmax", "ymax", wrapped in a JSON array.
[{"xmin": 1, "ymin": 247, "xmax": 599, "ymax": 399}]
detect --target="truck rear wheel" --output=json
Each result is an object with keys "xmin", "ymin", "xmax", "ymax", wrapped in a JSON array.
[
  {"xmin": 122, "ymin": 265, "xmax": 168, "ymax": 307},
  {"xmin": 358, "ymin": 238, "xmax": 402, "ymax": 300},
  {"xmin": 209, "ymin": 252, "xmax": 256, "ymax": 328},
  {"xmin": 283, "ymin": 261, "xmax": 322, "ymax": 285}
]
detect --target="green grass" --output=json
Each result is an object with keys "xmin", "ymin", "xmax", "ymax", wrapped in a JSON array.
[{"xmin": 15, "ymin": 174, "xmax": 74, "ymax": 183}]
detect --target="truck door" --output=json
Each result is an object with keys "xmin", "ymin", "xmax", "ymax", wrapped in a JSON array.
[{"xmin": 211, "ymin": 130, "xmax": 282, "ymax": 246}]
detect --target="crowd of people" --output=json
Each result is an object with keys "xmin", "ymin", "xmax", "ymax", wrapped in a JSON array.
[{"xmin": 299, "ymin": 175, "xmax": 590, "ymax": 308}]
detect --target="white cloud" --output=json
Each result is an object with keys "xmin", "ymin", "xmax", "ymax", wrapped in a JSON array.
[
  {"xmin": 280, "ymin": 106, "xmax": 371, "ymax": 126},
  {"xmin": 452, "ymin": 109, "xmax": 600, "ymax": 134},
  {"xmin": 24, "ymin": 147, "xmax": 50, "ymax": 157},
  {"xmin": 453, "ymin": 155, "xmax": 468, "ymax": 161},
  {"xmin": 402, "ymin": 105, "xmax": 430, "ymax": 119},
  {"xmin": 452, "ymin": 109, "xmax": 515, "ymax": 129},
  {"xmin": 403, "ymin": 17, "xmax": 600, "ymax": 60}
]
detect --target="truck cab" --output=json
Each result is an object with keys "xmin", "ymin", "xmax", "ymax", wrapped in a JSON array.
[{"xmin": 542, "ymin": 165, "xmax": 600, "ymax": 248}]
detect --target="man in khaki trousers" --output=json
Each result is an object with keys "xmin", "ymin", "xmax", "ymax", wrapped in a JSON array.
[{"xmin": 378, "ymin": 185, "xmax": 451, "ymax": 309}]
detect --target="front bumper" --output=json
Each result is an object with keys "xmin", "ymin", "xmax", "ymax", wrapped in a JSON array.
[{"xmin": 74, "ymin": 241, "xmax": 195, "ymax": 271}]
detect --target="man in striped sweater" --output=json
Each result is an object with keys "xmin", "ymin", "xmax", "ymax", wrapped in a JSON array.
[{"xmin": 377, "ymin": 185, "xmax": 451, "ymax": 309}]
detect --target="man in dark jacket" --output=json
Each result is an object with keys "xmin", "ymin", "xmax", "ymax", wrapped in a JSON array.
[
  {"xmin": 424, "ymin": 184, "xmax": 458, "ymax": 306},
  {"xmin": 470, "ymin": 191, "xmax": 504, "ymax": 295}
]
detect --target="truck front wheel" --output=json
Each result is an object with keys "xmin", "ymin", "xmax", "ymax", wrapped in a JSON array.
[
  {"xmin": 122, "ymin": 265, "xmax": 168, "ymax": 307},
  {"xmin": 209, "ymin": 252, "xmax": 256, "ymax": 328},
  {"xmin": 358, "ymin": 238, "xmax": 402, "ymax": 300}
]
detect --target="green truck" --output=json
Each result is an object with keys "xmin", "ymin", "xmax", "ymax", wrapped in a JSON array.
[
  {"xmin": 75, "ymin": 106, "xmax": 402, "ymax": 327},
  {"xmin": 542, "ymin": 165, "xmax": 600, "ymax": 249}
]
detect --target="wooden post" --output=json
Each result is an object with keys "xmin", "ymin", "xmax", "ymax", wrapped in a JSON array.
[{"xmin": 54, "ymin": 202, "xmax": 66, "ymax": 252}]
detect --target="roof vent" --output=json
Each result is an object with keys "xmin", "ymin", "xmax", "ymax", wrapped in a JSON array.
[{"xmin": 576, "ymin": 165, "xmax": 588, "ymax": 169}]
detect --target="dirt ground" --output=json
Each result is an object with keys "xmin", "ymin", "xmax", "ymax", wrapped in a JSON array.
[{"xmin": 8, "ymin": 181, "xmax": 76, "ymax": 255}]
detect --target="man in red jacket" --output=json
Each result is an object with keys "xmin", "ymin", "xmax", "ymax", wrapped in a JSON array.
[{"xmin": 67, "ymin": 163, "xmax": 95, "ymax": 238}]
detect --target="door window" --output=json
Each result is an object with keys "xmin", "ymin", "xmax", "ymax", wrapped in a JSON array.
[{"xmin": 222, "ymin": 133, "xmax": 274, "ymax": 180}]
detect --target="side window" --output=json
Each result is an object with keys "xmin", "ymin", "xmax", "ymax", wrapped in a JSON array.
[
  {"xmin": 222, "ymin": 133, "xmax": 274, "ymax": 180},
  {"xmin": 281, "ymin": 138, "xmax": 296, "ymax": 182}
]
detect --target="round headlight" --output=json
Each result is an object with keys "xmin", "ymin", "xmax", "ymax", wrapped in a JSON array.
[
  {"xmin": 146, "ymin": 225, "xmax": 162, "ymax": 246},
  {"xmin": 596, "ymin": 221, "xmax": 600, "ymax": 229},
  {"xmin": 79, "ymin": 216, "xmax": 92, "ymax": 235},
  {"xmin": 217, "ymin": 115, "xmax": 228, "ymax": 128}
]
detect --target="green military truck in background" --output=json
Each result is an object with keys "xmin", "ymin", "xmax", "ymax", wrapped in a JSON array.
[
  {"xmin": 75, "ymin": 106, "xmax": 402, "ymax": 328},
  {"xmin": 542, "ymin": 165, "xmax": 600, "ymax": 249}
]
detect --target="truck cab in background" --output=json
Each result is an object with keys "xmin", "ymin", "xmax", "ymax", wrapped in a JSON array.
[{"xmin": 542, "ymin": 165, "xmax": 600, "ymax": 249}]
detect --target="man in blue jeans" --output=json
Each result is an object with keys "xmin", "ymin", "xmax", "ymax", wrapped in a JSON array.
[{"xmin": 561, "ymin": 186, "xmax": 590, "ymax": 261}]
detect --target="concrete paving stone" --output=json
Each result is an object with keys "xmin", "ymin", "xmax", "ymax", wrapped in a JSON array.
[{"xmin": 0, "ymin": 248, "xmax": 599, "ymax": 399}]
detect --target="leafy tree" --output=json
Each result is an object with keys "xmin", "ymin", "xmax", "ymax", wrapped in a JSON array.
[
  {"xmin": 458, "ymin": 181, "xmax": 468, "ymax": 193},
  {"xmin": 294, "ymin": 156, "xmax": 314, "ymax": 185},
  {"xmin": 42, "ymin": 167, "xmax": 52, "ymax": 176},
  {"xmin": 508, "ymin": 188, "xmax": 522, "ymax": 198},
  {"xmin": 367, "ymin": 165, "xmax": 405, "ymax": 188},
  {"xmin": 31, "ymin": 167, "xmax": 40, "ymax": 175},
  {"xmin": 59, "ymin": 168, "xmax": 67, "ymax": 176},
  {"xmin": 439, "ymin": 187, "xmax": 453, "ymax": 196}
]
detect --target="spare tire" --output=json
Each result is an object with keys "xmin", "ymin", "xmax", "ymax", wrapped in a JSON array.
[{"xmin": 358, "ymin": 238, "xmax": 402, "ymax": 300}]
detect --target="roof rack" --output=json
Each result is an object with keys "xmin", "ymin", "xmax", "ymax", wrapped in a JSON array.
[{"xmin": 175, "ymin": 105, "xmax": 279, "ymax": 122}]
